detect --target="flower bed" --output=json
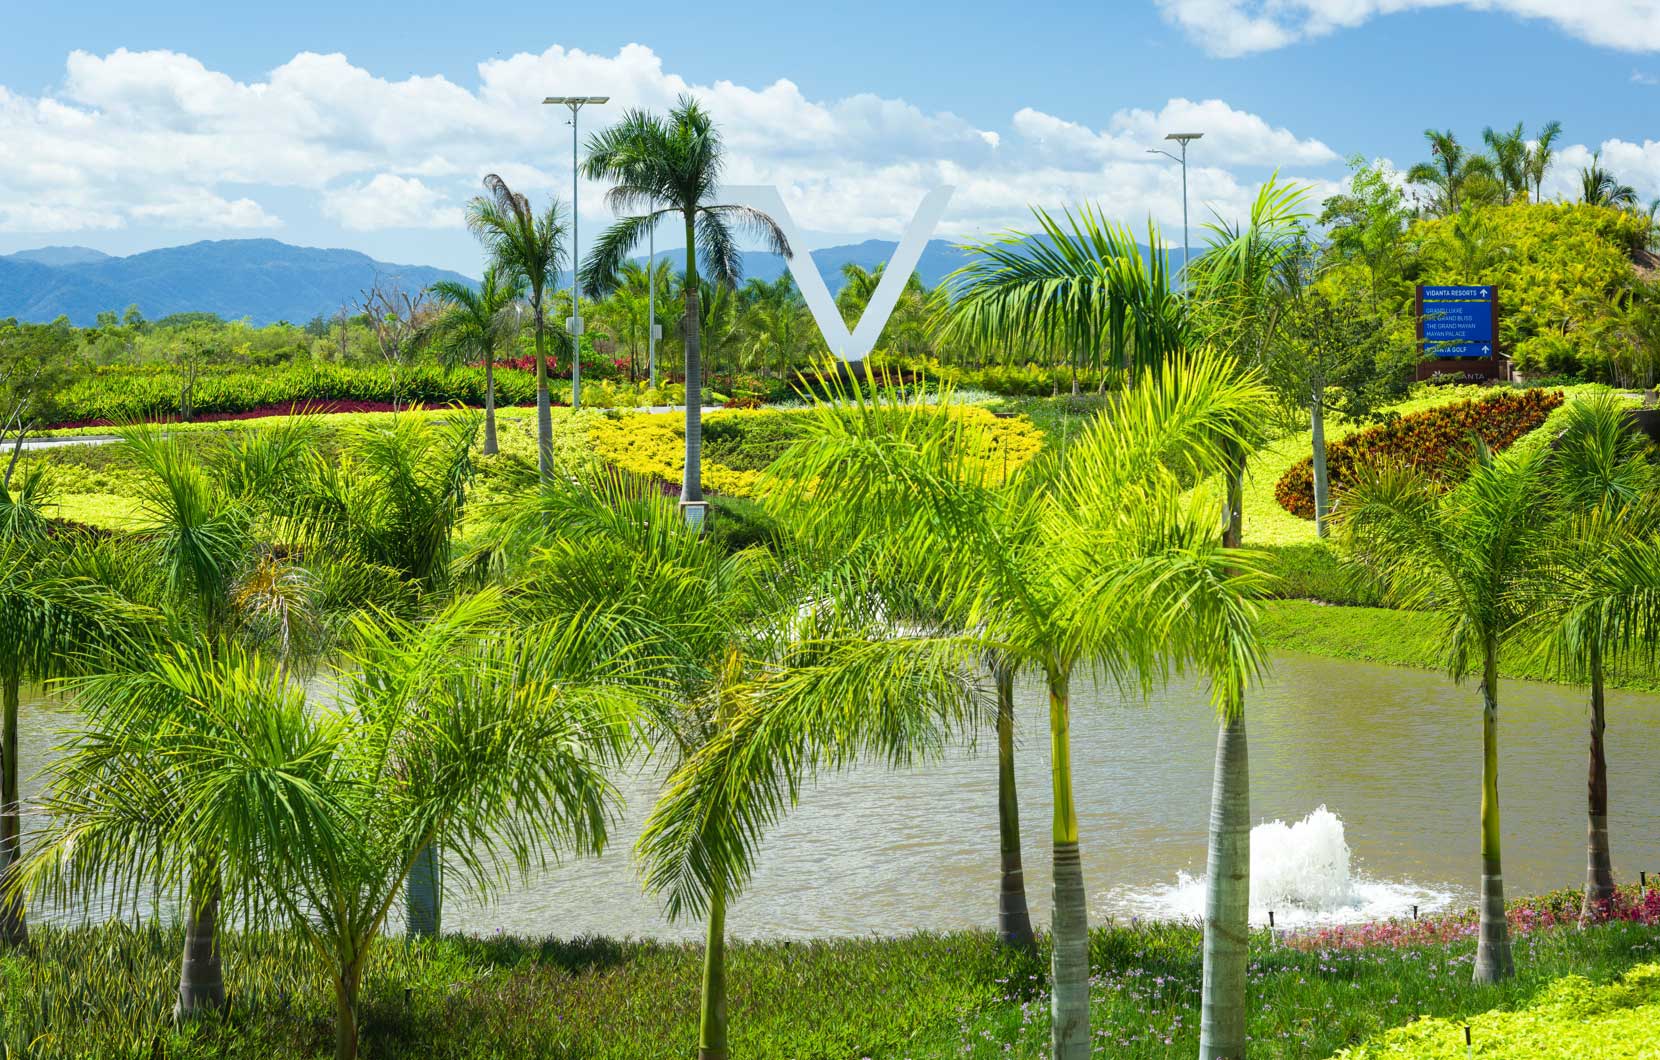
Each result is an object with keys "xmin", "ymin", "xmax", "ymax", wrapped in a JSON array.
[
  {"xmin": 1288, "ymin": 884, "xmax": 1660, "ymax": 952},
  {"xmin": 1275, "ymin": 388, "xmax": 1564, "ymax": 520}
]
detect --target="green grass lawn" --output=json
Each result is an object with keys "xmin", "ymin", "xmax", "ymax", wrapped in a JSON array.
[{"xmin": 6, "ymin": 905, "xmax": 1656, "ymax": 1059}]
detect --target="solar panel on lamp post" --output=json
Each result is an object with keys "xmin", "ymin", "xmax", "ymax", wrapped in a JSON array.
[
  {"xmin": 542, "ymin": 96, "xmax": 609, "ymax": 410},
  {"xmin": 1147, "ymin": 132, "xmax": 1203, "ymax": 288}
]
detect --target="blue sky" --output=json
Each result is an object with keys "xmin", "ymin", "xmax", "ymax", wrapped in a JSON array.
[{"xmin": 1, "ymin": 0, "xmax": 1656, "ymax": 274}]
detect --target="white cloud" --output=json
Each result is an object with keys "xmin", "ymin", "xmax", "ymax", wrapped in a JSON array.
[
  {"xmin": 1158, "ymin": 0, "xmax": 1660, "ymax": 58},
  {"xmin": 322, "ymin": 175, "xmax": 464, "ymax": 230},
  {"xmin": 0, "ymin": 43, "xmax": 1343, "ymax": 245},
  {"xmin": 1635, "ymin": 69, "xmax": 1660, "ymax": 83},
  {"xmin": 1542, "ymin": 138, "xmax": 1660, "ymax": 201}
]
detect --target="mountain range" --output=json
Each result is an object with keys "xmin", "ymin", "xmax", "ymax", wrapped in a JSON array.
[{"xmin": 1, "ymin": 236, "xmax": 1165, "ymax": 326}]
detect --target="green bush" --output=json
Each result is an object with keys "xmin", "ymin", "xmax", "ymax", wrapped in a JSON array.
[{"xmin": 1262, "ymin": 542, "xmax": 1387, "ymax": 606}]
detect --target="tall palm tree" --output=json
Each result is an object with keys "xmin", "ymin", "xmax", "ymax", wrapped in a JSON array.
[
  {"xmin": 835, "ymin": 262, "xmax": 885, "ymax": 327},
  {"xmin": 285, "ymin": 409, "xmax": 480, "ymax": 936},
  {"xmin": 1517, "ymin": 394, "xmax": 1660, "ymax": 921},
  {"xmin": 1186, "ymin": 176, "xmax": 1309, "ymax": 1060},
  {"xmin": 466, "ymin": 175, "xmax": 568, "ymax": 478},
  {"xmin": 1482, "ymin": 123, "xmax": 1529, "ymax": 205},
  {"xmin": 1526, "ymin": 120, "xmax": 1564, "ymax": 202},
  {"xmin": 946, "ymin": 206, "xmax": 1186, "ymax": 391},
  {"xmin": 751, "ymin": 356, "xmax": 1269, "ymax": 1060},
  {"xmin": 1581, "ymin": 152, "xmax": 1639, "ymax": 208},
  {"xmin": 11, "ymin": 590, "xmax": 635, "ymax": 1060},
  {"xmin": 428, "ymin": 267, "xmax": 526, "ymax": 455},
  {"xmin": 741, "ymin": 275, "xmax": 809, "ymax": 381},
  {"xmin": 580, "ymin": 94, "xmax": 792, "ymax": 515},
  {"xmin": 1339, "ymin": 442, "xmax": 1555, "ymax": 983},
  {"xmin": 1407, "ymin": 129, "xmax": 1497, "ymax": 216}
]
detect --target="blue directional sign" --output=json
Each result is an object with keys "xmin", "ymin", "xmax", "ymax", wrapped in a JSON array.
[
  {"xmin": 1430, "ymin": 341, "xmax": 1494, "ymax": 359},
  {"xmin": 1422, "ymin": 302, "xmax": 1493, "ymax": 343}
]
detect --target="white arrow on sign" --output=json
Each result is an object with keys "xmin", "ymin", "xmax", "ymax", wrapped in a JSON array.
[{"xmin": 723, "ymin": 185, "xmax": 954, "ymax": 362}]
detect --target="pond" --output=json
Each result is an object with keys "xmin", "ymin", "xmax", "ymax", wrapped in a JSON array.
[{"xmin": 17, "ymin": 650, "xmax": 1660, "ymax": 940}]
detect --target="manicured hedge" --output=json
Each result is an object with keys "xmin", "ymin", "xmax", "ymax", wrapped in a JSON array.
[{"xmin": 1275, "ymin": 388, "xmax": 1563, "ymax": 519}]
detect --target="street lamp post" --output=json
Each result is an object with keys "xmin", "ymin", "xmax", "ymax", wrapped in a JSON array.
[
  {"xmin": 1147, "ymin": 132, "xmax": 1203, "ymax": 287},
  {"xmin": 543, "ymin": 95, "xmax": 609, "ymax": 410}
]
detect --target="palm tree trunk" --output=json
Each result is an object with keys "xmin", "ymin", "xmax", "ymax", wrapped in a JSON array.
[
  {"xmin": 1310, "ymin": 386, "xmax": 1330, "ymax": 538},
  {"xmin": 1473, "ymin": 640, "xmax": 1514, "ymax": 983},
  {"xmin": 992, "ymin": 660, "xmax": 1034, "ymax": 952},
  {"xmin": 1199, "ymin": 712, "xmax": 1250, "ymax": 1060},
  {"xmin": 533, "ymin": 298, "xmax": 552, "ymax": 479},
  {"xmin": 1046, "ymin": 666, "xmax": 1089, "ymax": 1060},
  {"xmin": 176, "ymin": 867, "xmax": 226, "ymax": 1018},
  {"xmin": 406, "ymin": 842, "xmax": 440, "ymax": 939},
  {"xmin": 697, "ymin": 882, "xmax": 728, "ymax": 1060},
  {"xmin": 482, "ymin": 355, "xmax": 499, "ymax": 456},
  {"xmin": 333, "ymin": 961, "xmax": 363, "ymax": 1060},
  {"xmin": 681, "ymin": 220, "xmax": 704, "ymax": 508},
  {"xmin": 1581, "ymin": 638, "xmax": 1614, "ymax": 922},
  {"xmin": 1200, "ymin": 461, "xmax": 1250, "ymax": 1060},
  {"xmin": 0, "ymin": 674, "xmax": 26, "ymax": 948}
]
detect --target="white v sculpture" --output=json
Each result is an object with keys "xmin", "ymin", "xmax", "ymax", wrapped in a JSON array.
[{"xmin": 724, "ymin": 185, "xmax": 954, "ymax": 362}]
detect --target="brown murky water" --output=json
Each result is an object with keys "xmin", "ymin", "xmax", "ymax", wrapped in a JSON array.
[{"xmin": 18, "ymin": 651, "xmax": 1660, "ymax": 939}]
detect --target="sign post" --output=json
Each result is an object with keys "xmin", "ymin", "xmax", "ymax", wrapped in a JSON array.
[{"xmin": 1416, "ymin": 284, "xmax": 1504, "ymax": 382}]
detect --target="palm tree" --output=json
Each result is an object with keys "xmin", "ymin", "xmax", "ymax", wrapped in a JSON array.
[
  {"xmin": 1407, "ymin": 129, "xmax": 1497, "ymax": 216},
  {"xmin": 1581, "ymin": 152, "xmax": 1639, "ymax": 208},
  {"xmin": 947, "ymin": 206, "xmax": 1185, "ymax": 392},
  {"xmin": 285, "ymin": 409, "xmax": 480, "ymax": 936},
  {"xmin": 835, "ymin": 262, "xmax": 885, "ymax": 327},
  {"xmin": 1339, "ymin": 442, "xmax": 1555, "ymax": 982},
  {"xmin": 1186, "ymin": 176, "xmax": 1309, "ymax": 1060},
  {"xmin": 750, "ymin": 357, "xmax": 1269, "ymax": 1060},
  {"xmin": 466, "ymin": 175, "xmax": 568, "ymax": 478},
  {"xmin": 1517, "ymin": 394, "xmax": 1660, "ymax": 921},
  {"xmin": 1526, "ymin": 120, "xmax": 1564, "ymax": 202},
  {"xmin": 1482, "ymin": 123, "xmax": 1529, "ymax": 204},
  {"xmin": 580, "ymin": 94, "xmax": 792, "ymax": 514},
  {"xmin": 12, "ymin": 590, "xmax": 635, "ymax": 1060},
  {"xmin": 741, "ymin": 275, "xmax": 809, "ymax": 380},
  {"xmin": 428, "ymin": 267, "xmax": 526, "ymax": 455}
]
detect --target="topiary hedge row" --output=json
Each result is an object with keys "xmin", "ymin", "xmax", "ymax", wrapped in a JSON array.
[{"xmin": 1275, "ymin": 388, "xmax": 1563, "ymax": 520}]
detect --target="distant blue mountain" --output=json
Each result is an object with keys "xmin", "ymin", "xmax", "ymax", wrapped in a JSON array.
[{"xmin": 0, "ymin": 239, "xmax": 475, "ymax": 326}]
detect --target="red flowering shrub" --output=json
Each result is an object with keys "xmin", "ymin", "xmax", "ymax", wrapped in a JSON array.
[
  {"xmin": 1275, "ymin": 388, "xmax": 1564, "ymax": 520},
  {"xmin": 722, "ymin": 396, "xmax": 765, "ymax": 410}
]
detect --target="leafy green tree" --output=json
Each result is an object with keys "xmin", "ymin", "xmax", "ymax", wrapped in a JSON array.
[
  {"xmin": 1319, "ymin": 157, "xmax": 1415, "ymax": 314},
  {"xmin": 946, "ymin": 206, "xmax": 1187, "ymax": 391},
  {"xmin": 581, "ymin": 94, "xmax": 792, "ymax": 514},
  {"xmin": 12, "ymin": 590, "xmax": 635, "ymax": 1060},
  {"xmin": 752, "ymin": 356, "xmax": 1268, "ymax": 1060},
  {"xmin": 428, "ymin": 267, "xmax": 526, "ymax": 455},
  {"xmin": 1517, "ymin": 394, "xmax": 1660, "ymax": 921},
  {"xmin": 1581, "ymin": 152, "xmax": 1639, "ymax": 208},
  {"xmin": 466, "ymin": 175, "xmax": 568, "ymax": 477},
  {"xmin": 1340, "ymin": 442, "xmax": 1556, "ymax": 983},
  {"xmin": 0, "ymin": 319, "xmax": 75, "ymax": 488}
]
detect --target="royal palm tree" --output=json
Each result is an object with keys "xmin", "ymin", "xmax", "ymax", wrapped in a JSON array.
[
  {"xmin": 1581, "ymin": 152, "xmax": 1639, "ymax": 208},
  {"xmin": 466, "ymin": 175, "xmax": 568, "ymax": 477},
  {"xmin": 1407, "ymin": 129, "xmax": 1497, "ymax": 216},
  {"xmin": 747, "ymin": 356, "xmax": 1269, "ymax": 1060},
  {"xmin": 12, "ymin": 590, "xmax": 635, "ymax": 1060},
  {"xmin": 1186, "ymin": 176, "xmax": 1309, "ymax": 1060},
  {"xmin": 1517, "ymin": 394, "xmax": 1660, "ymax": 921},
  {"xmin": 1340, "ymin": 442, "xmax": 1555, "ymax": 983},
  {"xmin": 1526, "ymin": 120, "xmax": 1564, "ymax": 202},
  {"xmin": 285, "ymin": 409, "xmax": 480, "ymax": 937},
  {"xmin": 946, "ymin": 206, "xmax": 1186, "ymax": 391},
  {"xmin": 429, "ymin": 267, "xmax": 526, "ymax": 455},
  {"xmin": 580, "ymin": 94, "xmax": 792, "ymax": 515}
]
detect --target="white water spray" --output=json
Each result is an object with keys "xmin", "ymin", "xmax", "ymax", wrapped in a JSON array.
[{"xmin": 1115, "ymin": 806, "xmax": 1454, "ymax": 926}]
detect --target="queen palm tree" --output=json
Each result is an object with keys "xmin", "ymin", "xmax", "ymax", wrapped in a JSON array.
[
  {"xmin": 742, "ymin": 356, "xmax": 1269, "ymax": 1060},
  {"xmin": 946, "ymin": 206, "xmax": 1186, "ymax": 391},
  {"xmin": 285, "ymin": 409, "xmax": 481, "ymax": 937},
  {"xmin": 1517, "ymin": 394, "xmax": 1660, "ymax": 921},
  {"xmin": 466, "ymin": 175, "xmax": 567, "ymax": 478},
  {"xmin": 1581, "ymin": 152, "xmax": 1640, "ymax": 208},
  {"xmin": 1186, "ymin": 176, "xmax": 1309, "ymax": 1060},
  {"xmin": 580, "ymin": 94, "xmax": 792, "ymax": 515},
  {"xmin": 1526, "ymin": 120, "xmax": 1564, "ymax": 202},
  {"xmin": 428, "ymin": 267, "xmax": 526, "ymax": 455},
  {"xmin": 1339, "ymin": 441, "xmax": 1555, "ymax": 983},
  {"xmin": 11, "ymin": 590, "xmax": 635, "ymax": 1060}
]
